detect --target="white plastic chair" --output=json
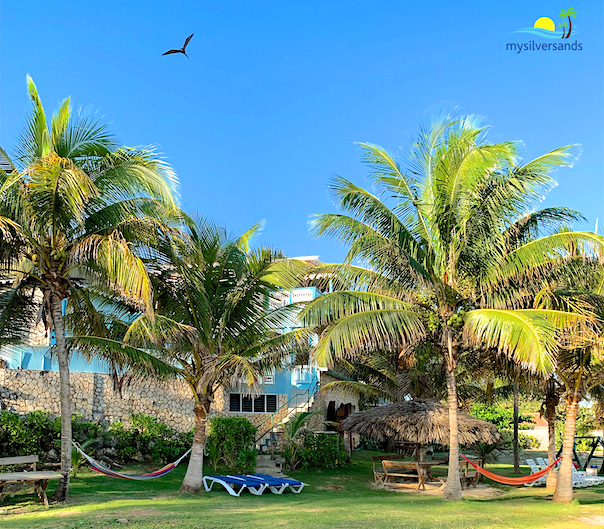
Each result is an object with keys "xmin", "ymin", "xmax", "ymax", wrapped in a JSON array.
[
  {"xmin": 524, "ymin": 459, "xmax": 547, "ymax": 487},
  {"xmin": 537, "ymin": 456, "xmax": 602, "ymax": 488}
]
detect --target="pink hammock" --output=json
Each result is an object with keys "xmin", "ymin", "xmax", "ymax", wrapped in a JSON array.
[{"xmin": 461, "ymin": 454, "xmax": 561, "ymax": 485}]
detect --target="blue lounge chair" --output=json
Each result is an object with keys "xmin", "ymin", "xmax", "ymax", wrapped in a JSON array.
[
  {"xmin": 247, "ymin": 473, "xmax": 306, "ymax": 494},
  {"xmin": 202, "ymin": 474, "xmax": 267, "ymax": 496}
]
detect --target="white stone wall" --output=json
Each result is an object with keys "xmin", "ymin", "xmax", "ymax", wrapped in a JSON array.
[
  {"xmin": 0, "ymin": 368, "xmax": 294, "ymax": 433},
  {"xmin": 0, "ymin": 368, "xmax": 195, "ymax": 432}
]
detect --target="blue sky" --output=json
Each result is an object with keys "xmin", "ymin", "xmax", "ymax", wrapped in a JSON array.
[{"xmin": 1, "ymin": 1, "xmax": 602, "ymax": 263}]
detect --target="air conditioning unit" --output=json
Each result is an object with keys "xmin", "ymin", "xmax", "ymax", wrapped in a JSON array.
[{"xmin": 263, "ymin": 375, "xmax": 274, "ymax": 385}]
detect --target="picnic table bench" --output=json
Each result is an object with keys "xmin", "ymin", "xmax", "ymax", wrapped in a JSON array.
[
  {"xmin": 372, "ymin": 454, "xmax": 406, "ymax": 484},
  {"xmin": 382, "ymin": 459, "xmax": 447, "ymax": 491},
  {"xmin": 435, "ymin": 458, "xmax": 483, "ymax": 490},
  {"xmin": 0, "ymin": 455, "xmax": 61, "ymax": 508}
]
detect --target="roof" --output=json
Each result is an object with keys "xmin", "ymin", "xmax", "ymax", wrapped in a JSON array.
[
  {"xmin": 340, "ymin": 399, "xmax": 501, "ymax": 446},
  {"xmin": 292, "ymin": 255, "xmax": 324, "ymax": 267}
]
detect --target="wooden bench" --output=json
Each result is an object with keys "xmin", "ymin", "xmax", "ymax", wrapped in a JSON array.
[
  {"xmin": 382, "ymin": 460, "xmax": 426, "ymax": 491},
  {"xmin": 459, "ymin": 458, "xmax": 482, "ymax": 488},
  {"xmin": 436, "ymin": 458, "xmax": 483, "ymax": 490},
  {"xmin": 0, "ymin": 455, "xmax": 61, "ymax": 508},
  {"xmin": 372, "ymin": 454, "xmax": 406, "ymax": 484}
]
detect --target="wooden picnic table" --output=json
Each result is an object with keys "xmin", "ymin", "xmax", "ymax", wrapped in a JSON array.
[{"xmin": 382, "ymin": 459, "xmax": 447, "ymax": 491}]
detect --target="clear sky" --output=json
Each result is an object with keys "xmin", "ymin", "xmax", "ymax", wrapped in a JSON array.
[{"xmin": 1, "ymin": 1, "xmax": 602, "ymax": 263}]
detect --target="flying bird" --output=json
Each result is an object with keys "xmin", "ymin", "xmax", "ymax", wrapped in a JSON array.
[{"xmin": 163, "ymin": 34, "xmax": 194, "ymax": 58}]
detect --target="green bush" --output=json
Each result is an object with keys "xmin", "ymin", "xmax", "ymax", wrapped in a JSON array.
[
  {"xmin": 299, "ymin": 433, "xmax": 349, "ymax": 469},
  {"xmin": 108, "ymin": 414, "xmax": 192, "ymax": 463},
  {"xmin": 359, "ymin": 436, "xmax": 383, "ymax": 451},
  {"xmin": 470, "ymin": 403, "xmax": 534, "ymax": 430},
  {"xmin": 206, "ymin": 417, "xmax": 257, "ymax": 472},
  {"xmin": 0, "ymin": 410, "xmax": 60, "ymax": 457},
  {"xmin": 500, "ymin": 429, "xmax": 540, "ymax": 449},
  {"xmin": 0, "ymin": 410, "xmax": 192, "ymax": 464}
]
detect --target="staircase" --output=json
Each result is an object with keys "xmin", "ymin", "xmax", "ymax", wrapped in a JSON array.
[
  {"xmin": 255, "ymin": 453, "xmax": 285, "ymax": 477},
  {"xmin": 255, "ymin": 380, "xmax": 320, "ymax": 454}
]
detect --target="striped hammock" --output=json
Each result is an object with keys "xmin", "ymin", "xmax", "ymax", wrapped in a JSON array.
[
  {"xmin": 73, "ymin": 442, "xmax": 191, "ymax": 480},
  {"xmin": 461, "ymin": 454, "xmax": 562, "ymax": 485}
]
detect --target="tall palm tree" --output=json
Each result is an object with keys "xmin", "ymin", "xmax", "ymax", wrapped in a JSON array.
[
  {"xmin": 538, "ymin": 261, "xmax": 604, "ymax": 502},
  {"xmin": 103, "ymin": 218, "xmax": 312, "ymax": 492},
  {"xmin": 0, "ymin": 77, "xmax": 178, "ymax": 501},
  {"xmin": 301, "ymin": 109, "xmax": 603, "ymax": 499},
  {"xmin": 560, "ymin": 8, "xmax": 577, "ymax": 39}
]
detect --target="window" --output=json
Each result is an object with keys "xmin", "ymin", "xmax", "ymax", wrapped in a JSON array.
[{"xmin": 229, "ymin": 394, "xmax": 278, "ymax": 413}]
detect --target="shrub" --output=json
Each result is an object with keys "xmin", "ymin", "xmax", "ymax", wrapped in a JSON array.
[
  {"xmin": 0, "ymin": 410, "xmax": 192, "ymax": 465},
  {"xmin": 298, "ymin": 433, "xmax": 349, "ymax": 469},
  {"xmin": 359, "ymin": 436, "xmax": 383, "ymax": 451},
  {"xmin": 108, "ymin": 414, "xmax": 192, "ymax": 463},
  {"xmin": 470, "ymin": 403, "xmax": 534, "ymax": 430},
  {"xmin": 206, "ymin": 417, "xmax": 257, "ymax": 472},
  {"xmin": 0, "ymin": 410, "xmax": 60, "ymax": 457},
  {"xmin": 237, "ymin": 448, "xmax": 257, "ymax": 474},
  {"xmin": 500, "ymin": 429, "xmax": 540, "ymax": 450}
]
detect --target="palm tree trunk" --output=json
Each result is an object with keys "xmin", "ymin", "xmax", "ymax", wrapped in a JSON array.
[
  {"xmin": 545, "ymin": 381, "xmax": 558, "ymax": 490},
  {"xmin": 443, "ymin": 331, "xmax": 462, "ymax": 500},
  {"xmin": 181, "ymin": 399, "xmax": 209, "ymax": 493},
  {"xmin": 513, "ymin": 377, "xmax": 520, "ymax": 473},
  {"xmin": 553, "ymin": 392, "xmax": 579, "ymax": 503},
  {"xmin": 566, "ymin": 16, "xmax": 572, "ymax": 38},
  {"xmin": 49, "ymin": 292, "xmax": 72, "ymax": 502}
]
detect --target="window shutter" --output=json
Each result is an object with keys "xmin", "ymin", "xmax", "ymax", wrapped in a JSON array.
[
  {"xmin": 242, "ymin": 396, "xmax": 253, "ymax": 412},
  {"xmin": 229, "ymin": 393, "xmax": 241, "ymax": 412},
  {"xmin": 266, "ymin": 394, "xmax": 277, "ymax": 413}
]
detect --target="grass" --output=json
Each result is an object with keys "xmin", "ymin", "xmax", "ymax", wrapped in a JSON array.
[{"xmin": 0, "ymin": 451, "xmax": 602, "ymax": 529}]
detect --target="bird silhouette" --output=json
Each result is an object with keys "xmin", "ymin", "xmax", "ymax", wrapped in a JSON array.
[{"xmin": 163, "ymin": 34, "xmax": 194, "ymax": 58}]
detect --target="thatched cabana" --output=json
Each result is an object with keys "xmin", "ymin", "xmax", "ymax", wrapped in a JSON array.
[{"xmin": 340, "ymin": 399, "xmax": 501, "ymax": 447}]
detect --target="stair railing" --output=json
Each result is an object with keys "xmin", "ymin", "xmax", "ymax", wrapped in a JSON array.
[{"xmin": 255, "ymin": 378, "xmax": 320, "ymax": 445}]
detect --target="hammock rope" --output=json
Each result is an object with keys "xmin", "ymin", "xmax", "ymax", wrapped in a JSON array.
[
  {"xmin": 461, "ymin": 454, "xmax": 562, "ymax": 485},
  {"xmin": 73, "ymin": 442, "xmax": 191, "ymax": 480}
]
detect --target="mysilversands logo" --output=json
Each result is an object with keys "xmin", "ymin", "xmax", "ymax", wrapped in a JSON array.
[{"xmin": 507, "ymin": 8, "xmax": 583, "ymax": 53}]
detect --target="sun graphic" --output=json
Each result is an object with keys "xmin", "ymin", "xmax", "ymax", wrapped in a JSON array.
[{"xmin": 534, "ymin": 17, "xmax": 556, "ymax": 31}]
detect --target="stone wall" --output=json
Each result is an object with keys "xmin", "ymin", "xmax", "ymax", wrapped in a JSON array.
[
  {"xmin": 0, "ymin": 369, "xmax": 295, "ymax": 434},
  {"xmin": 0, "ymin": 368, "xmax": 195, "ymax": 432}
]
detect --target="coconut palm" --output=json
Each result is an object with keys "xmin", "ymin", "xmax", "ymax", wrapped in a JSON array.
[
  {"xmin": 100, "ymin": 218, "xmax": 313, "ymax": 492},
  {"xmin": 280, "ymin": 411, "xmax": 321, "ymax": 470},
  {"xmin": 560, "ymin": 8, "xmax": 577, "ymax": 38},
  {"xmin": 0, "ymin": 77, "xmax": 178, "ymax": 501},
  {"xmin": 559, "ymin": 21, "xmax": 568, "ymax": 39},
  {"xmin": 535, "ymin": 261, "xmax": 604, "ymax": 502},
  {"xmin": 301, "ymin": 109, "xmax": 603, "ymax": 499}
]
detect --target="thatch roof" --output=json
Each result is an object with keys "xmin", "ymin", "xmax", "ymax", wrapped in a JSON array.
[{"xmin": 340, "ymin": 399, "xmax": 501, "ymax": 446}]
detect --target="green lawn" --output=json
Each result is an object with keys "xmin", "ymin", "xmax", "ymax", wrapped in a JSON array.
[{"xmin": 1, "ymin": 452, "xmax": 603, "ymax": 529}]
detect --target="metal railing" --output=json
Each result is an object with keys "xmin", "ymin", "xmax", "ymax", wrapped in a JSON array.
[{"xmin": 254, "ymin": 378, "xmax": 320, "ymax": 445}]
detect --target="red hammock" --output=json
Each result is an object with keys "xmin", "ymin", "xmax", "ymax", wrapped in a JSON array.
[{"xmin": 461, "ymin": 454, "xmax": 562, "ymax": 485}]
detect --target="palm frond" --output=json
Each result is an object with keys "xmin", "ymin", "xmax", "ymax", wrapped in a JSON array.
[
  {"xmin": 313, "ymin": 309, "xmax": 423, "ymax": 367},
  {"xmin": 463, "ymin": 308, "xmax": 586, "ymax": 375}
]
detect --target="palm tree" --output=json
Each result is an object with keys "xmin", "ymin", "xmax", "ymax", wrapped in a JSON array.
[
  {"xmin": 280, "ymin": 411, "xmax": 321, "ymax": 470},
  {"xmin": 559, "ymin": 21, "xmax": 568, "ymax": 39},
  {"xmin": 560, "ymin": 8, "xmax": 577, "ymax": 39},
  {"xmin": 553, "ymin": 334, "xmax": 604, "ymax": 501},
  {"xmin": 106, "ymin": 218, "xmax": 312, "ymax": 492},
  {"xmin": 0, "ymin": 77, "xmax": 178, "ymax": 501},
  {"xmin": 301, "ymin": 109, "xmax": 603, "ymax": 499}
]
